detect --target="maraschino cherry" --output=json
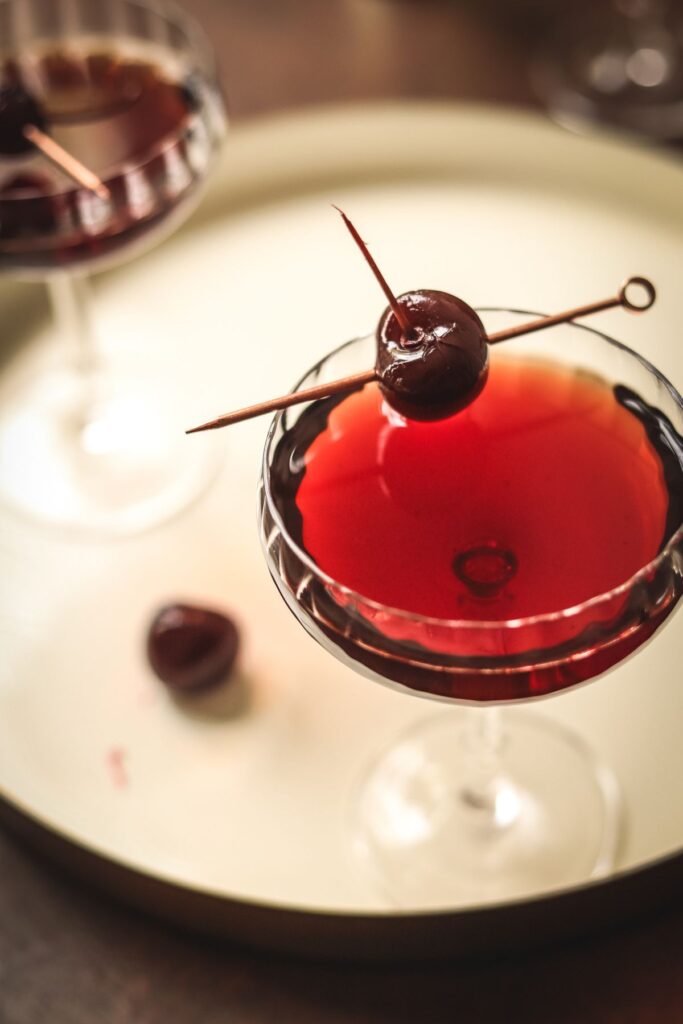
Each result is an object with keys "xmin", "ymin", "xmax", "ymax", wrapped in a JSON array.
[
  {"xmin": 336, "ymin": 210, "xmax": 489, "ymax": 420},
  {"xmin": 376, "ymin": 289, "xmax": 488, "ymax": 420},
  {"xmin": 147, "ymin": 603, "xmax": 240, "ymax": 693},
  {"xmin": 0, "ymin": 83, "xmax": 47, "ymax": 156}
]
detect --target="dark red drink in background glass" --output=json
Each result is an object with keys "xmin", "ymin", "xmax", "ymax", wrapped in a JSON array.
[{"xmin": 0, "ymin": 43, "xmax": 222, "ymax": 273}]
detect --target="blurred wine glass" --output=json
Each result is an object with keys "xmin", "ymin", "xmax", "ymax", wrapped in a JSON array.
[
  {"xmin": 0, "ymin": 0, "xmax": 226, "ymax": 536},
  {"xmin": 530, "ymin": 0, "xmax": 683, "ymax": 140}
]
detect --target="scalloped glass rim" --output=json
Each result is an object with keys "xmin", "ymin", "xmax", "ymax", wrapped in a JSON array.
[{"xmin": 262, "ymin": 308, "xmax": 683, "ymax": 633}]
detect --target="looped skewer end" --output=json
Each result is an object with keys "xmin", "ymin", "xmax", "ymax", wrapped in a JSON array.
[{"xmin": 619, "ymin": 276, "xmax": 656, "ymax": 313}]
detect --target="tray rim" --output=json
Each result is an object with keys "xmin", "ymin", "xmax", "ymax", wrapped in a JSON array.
[{"xmin": 2, "ymin": 791, "xmax": 682, "ymax": 959}]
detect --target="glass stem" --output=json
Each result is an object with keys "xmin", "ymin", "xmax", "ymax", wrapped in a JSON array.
[
  {"xmin": 48, "ymin": 272, "xmax": 100, "ymax": 433},
  {"xmin": 459, "ymin": 707, "xmax": 509, "ymax": 821}
]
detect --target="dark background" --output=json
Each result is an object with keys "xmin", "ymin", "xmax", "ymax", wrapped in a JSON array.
[
  {"xmin": 189, "ymin": 0, "xmax": 540, "ymax": 120},
  {"xmin": 3, "ymin": 1, "xmax": 683, "ymax": 1021}
]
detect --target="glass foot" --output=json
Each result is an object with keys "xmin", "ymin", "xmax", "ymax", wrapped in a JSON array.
[
  {"xmin": 0, "ymin": 361, "xmax": 222, "ymax": 536},
  {"xmin": 353, "ymin": 709, "xmax": 621, "ymax": 909}
]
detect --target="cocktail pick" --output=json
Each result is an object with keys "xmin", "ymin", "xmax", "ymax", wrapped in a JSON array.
[
  {"xmin": 1, "ymin": 81, "xmax": 110, "ymax": 199},
  {"xmin": 22, "ymin": 123, "xmax": 110, "ymax": 200},
  {"xmin": 186, "ymin": 274, "xmax": 655, "ymax": 435}
]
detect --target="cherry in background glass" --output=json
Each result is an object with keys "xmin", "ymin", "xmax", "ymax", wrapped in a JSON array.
[
  {"xmin": 260, "ymin": 312, "xmax": 683, "ymax": 907},
  {"xmin": 0, "ymin": 0, "xmax": 226, "ymax": 535}
]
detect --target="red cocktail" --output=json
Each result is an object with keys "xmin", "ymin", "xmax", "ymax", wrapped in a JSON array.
[{"xmin": 260, "ymin": 312, "xmax": 683, "ymax": 904}]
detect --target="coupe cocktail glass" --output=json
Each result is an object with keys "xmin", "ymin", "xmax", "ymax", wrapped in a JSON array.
[
  {"xmin": 0, "ymin": 0, "xmax": 226, "ymax": 534},
  {"xmin": 259, "ymin": 311, "xmax": 683, "ymax": 907}
]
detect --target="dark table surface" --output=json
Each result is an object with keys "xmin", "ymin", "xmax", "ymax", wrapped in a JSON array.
[{"xmin": 3, "ymin": 2, "xmax": 683, "ymax": 1021}]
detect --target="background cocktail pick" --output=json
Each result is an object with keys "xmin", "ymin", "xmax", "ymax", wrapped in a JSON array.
[
  {"xmin": 0, "ymin": 82, "xmax": 110, "ymax": 199},
  {"xmin": 22, "ymin": 123, "xmax": 110, "ymax": 200}
]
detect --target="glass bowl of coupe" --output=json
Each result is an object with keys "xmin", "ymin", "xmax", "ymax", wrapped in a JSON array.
[{"xmin": 259, "ymin": 304, "xmax": 682, "ymax": 908}]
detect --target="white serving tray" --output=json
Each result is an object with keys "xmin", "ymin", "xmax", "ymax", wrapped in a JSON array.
[{"xmin": 1, "ymin": 103, "xmax": 682, "ymax": 958}]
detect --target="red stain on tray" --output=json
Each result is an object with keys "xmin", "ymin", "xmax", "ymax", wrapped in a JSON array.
[{"xmin": 106, "ymin": 747, "xmax": 129, "ymax": 789}]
